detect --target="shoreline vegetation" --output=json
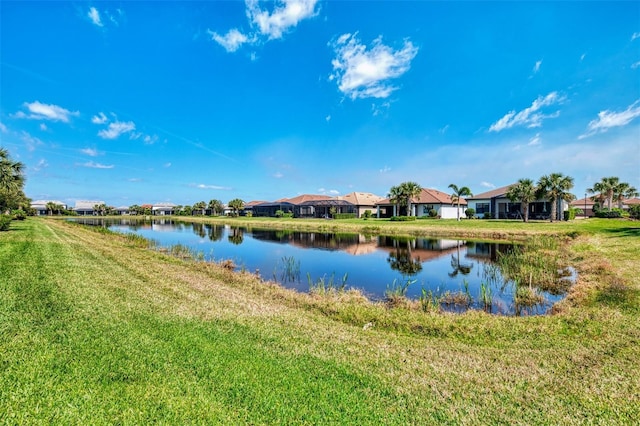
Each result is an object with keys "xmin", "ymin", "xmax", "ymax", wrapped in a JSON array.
[{"xmin": 1, "ymin": 217, "xmax": 639, "ymax": 423}]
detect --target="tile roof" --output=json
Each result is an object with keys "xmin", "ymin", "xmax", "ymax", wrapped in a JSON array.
[
  {"xmin": 74, "ymin": 200, "xmax": 105, "ymax": 210},
  {"xmin": 467, "ymin": 184, "xmax": 513, "ymax": 200},
  {"xmin": 337, "ymin": 192, "xmax": 385, "ymax": 205},
  {"xmin": 277, "ymin": 194, "xmax": 332, "ymax": 204},
  {"xmin": 378, "ymin": 188, "xmax": 466, "ymax": 205}
]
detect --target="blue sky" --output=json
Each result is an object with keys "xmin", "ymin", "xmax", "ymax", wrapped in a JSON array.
[{"xmin": 1, "ymin": 1, "xmax": 639, "ymax": 207}]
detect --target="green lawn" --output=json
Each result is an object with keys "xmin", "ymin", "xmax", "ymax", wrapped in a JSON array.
[{"xmin": 1, "ymin": 218, "xmax": 638, "ymax": 424}]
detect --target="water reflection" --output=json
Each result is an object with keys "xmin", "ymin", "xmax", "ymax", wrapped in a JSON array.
[{"xmin": 71, "ymin": 218, "xmax": 571, "ymax": 316}]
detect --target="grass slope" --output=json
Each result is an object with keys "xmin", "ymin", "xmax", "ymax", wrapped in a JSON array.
[{"xmin": 1, "ymin": 218, "xmax": 638, "ymax": 424}]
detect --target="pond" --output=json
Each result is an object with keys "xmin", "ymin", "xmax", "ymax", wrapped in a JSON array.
[{"xmin": 73, "ymin": 218, "xmax": 573, "ymax": 316}]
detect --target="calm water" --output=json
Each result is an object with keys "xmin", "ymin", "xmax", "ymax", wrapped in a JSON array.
[{"xmin": 74, "ymin": 218, "xmax": 571, "ymax": 315}]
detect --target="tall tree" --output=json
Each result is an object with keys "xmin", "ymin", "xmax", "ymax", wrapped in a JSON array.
[
  {"xmin": 193, "ymin": 201, "xmax": 207, "ymax": 216},
  {"xmin": 0, "ymin": 147, "xmax": 26, "ymax": 213},
  {"xmin": 228, "ymin": 198, "xmax": 244, "ymax": 216},
  {"xmin": 613, "ymin": 181, "xmax": 639, "ymax": 209},
  {"xmin": 448, "ymin": 184, "xmax": 473, "ymax": 221},
  {"xmin": 387, "ymin": 185, "xmax": 403, "ymax": 217},
  {"xmin": 587, "ymin": 177, "xmax": 619, "ymax": 211},
  {"xmin": 537, "ymin": 173, "xmax": 575, "ymax": 222},
  {"xmin": 208, "ymin": 199, "xmax": 224, "ymax": 216},
  {"xmin": 506, "ymin": 179, "xmax": 536, "ymax": 222},
  {"xmin": 400, "ymin": 181, "xmax": 422, "ymax": 217}
]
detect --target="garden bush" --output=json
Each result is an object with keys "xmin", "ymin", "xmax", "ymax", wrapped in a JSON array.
[
  {"xmin": 428, "ymin": 209, "xmax": 438, "ymax": 218},
  {"xmin": 334, "ymin": 213, "xmax": 356, "ymax": 220},
  {"xmin": 0, "ymin": 215, "xmax": 12, "ymax": 231},
  {"xmin": 630, "ymin": 205, "xmax": 640, "ymax": 219},
  {"xmin": 12, "ymin": 209, "xmax": 27, "ymax": 220},
  {"xmin": 595, "ymin": 208, "xmax": 623, "ymax": 218},
  {"xmin": 390, "ymin": 216, "xmax": 417, "ymax": 221},
  {"xmin": 465, "ymin": 208, "xmax": 475, "ymax": 219},
  {"xmin": 483, "ymin": 212, "xmax": 492, "ymax": 219}
]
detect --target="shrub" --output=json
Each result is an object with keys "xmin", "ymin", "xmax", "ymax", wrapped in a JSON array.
[
  {"xmin": 390, "ymin": 216, "xmax": 417, "ymax": 221},
  {"xmin": 563, "ymin": 206, "xmax": 582, "ymax": 221},
  {"xmin": 362, "ymin": 210, "xmax": 373, "ymax": 219},
  {"xmin": 0, "ymin": 215, "xmax": 11, "ymax": 231},
  {"xmin": 595, "ymin": 208, "xmax": 623, "ymax": 218},
  {"xmin": 12, "ymin": 209, "xmax": 27, "ymax": 220},
  {"xmin": 428, "ymin": 209, "xmax": 438, "ymax": 218},
  {"xmin": 483, "ymin": 212, "xmax": 492, "ymax": 219},
  {"xmin": 464, "ymin": 208, "xmax": 475, "ymax": 219},
  {"xmin": 630, "ymin": 205, "xmax": 640, "ymax": 219},
  {"xmin": 334, "ymin": 213, "xmax": 356, "ymax": 220},
  {"xmin": 245, "ymin": 211, "xmax": 253, "ymax": 217}
]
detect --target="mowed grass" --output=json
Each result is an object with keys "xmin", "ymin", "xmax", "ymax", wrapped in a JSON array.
[{"xmin": 1, "ymin": 218, "xmax": 639, "ymax": 424}]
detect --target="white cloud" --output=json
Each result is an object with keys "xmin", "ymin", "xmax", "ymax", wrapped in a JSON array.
[
  {"xmin": 631, "ymin": 61, "xmax": 640, "ymax": 69},
  {"xmin": 39, "ymin": 123, "xmax": 48, "ymax": 131},
  {"xmin": 439, "ymin": 125, "xmax": 450, "ymax": 134},
  {"xmin": 246, "ymin": 0, "xmax": 319, "ymax": 40},
  {"xmin": 379, "ymin": 165, "xmax": 391, "ymax": 173},
  {"xmin": 632, "ymin": 32, "xmax": 640, "ymax": 41},
  {"xmin": 91, "ymin": 112, "xmax": 108, "ymax": 124},
  {"xmin": 20, "ymin": 131, "xmax": 43, "ymax": 152},
  {"xmin": 273, "ymin": 172, "xmax": 284, "ymax": 178},
  {"xmin": 81, "ymin": 148, "xmax": 100, "ymax": 157},
  {"xmin": 318, "ymin": 188, "xmax": 340, "ymax": 195},
  {"xmin": 528, "ymin": 133, "xmax": 542, "ymax": 146},
  {"xmin": 88, "ymin": 7, "xmax": 103, "ymax": 27},
  {"xmin": 480, "ymin": 181, "xmax": 496, "ymax": 189},
  {"xmin": 190, "ymin": 183, "xmax": 232, "ymax": 190},
  {"xmin": 80, "ymin": 161, "xmax": 114, "ymax": 169},
  {"xmin": 16, "ymin": 101, "xmax": 79, "ymax": 122},
  {"xmin": 143, "ymin": 134, "xmax": 159, "ymax": 145},
  {"xmin": 489, "ymin": 92, "xmax": 564, "ymax": 132},
  {"xmin": 330, "ymin": 33, "xmax": 418, "ymax": 99},
  {"xmin": 0, "ymin": 122, "xmax": 7, "ymax": 133},
  {"xmin": 33, "ymin": 159, "xmax": 48, "ymax": 172},
  {"xmin": 210, "ymin": 0, "xmax": 318, "ymax": 52},
  {"xmin": 163, "ymin": 162, "xmax": 172, "ymax": 168},
  {"xmin": 98, "ymin": 121, "xmax": 136, "ymax": 139},
  {"xmin": 580, "ymin": 100, "xmax": 640, "ymax": 139},
  {"xmin": 533, "ymin": 60, "xmax": 542, "ymax": 73},
  {"xmin": 580, "ymin": 53, "xmax": 586, "ymax": 61},
  {"xmin": 208, "ymin": 28, "xmax": 249, "ymax": 52},
  {"xmin": 325, "ymin": 115, "xmax": 331, "ymax": 122}
]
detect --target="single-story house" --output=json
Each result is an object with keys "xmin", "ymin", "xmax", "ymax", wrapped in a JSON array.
[
  {"xmin": 466, "ymin": 185, "xmax": 568, "ymax": 220},
  {"xmin": 571, "ymin": 197, "xmax": 640, "ymax": 217},
  {"xmin": 30, "ymin": 200, "xmax": 67, "ymax": 215},
  {"xmin": 242, "ymin": 200, "xmax": 269, "ymax": 216},
  {"xmin": 376, "ymin": 188, "xmax": 467, "ymax": 219},
  {"xmin": 114, "ymin": 206, "xmax": 131, "ymax": 215},
  {"xmin": 296, "ymin": 199, "xmax": 356, "ymax": 218},
  {"xmin": 337, "ymin": 192, "xmax": 385, "ymax": 218},
  {"xmin": 152, "ymin": 202, "xmax": 177, "ymax": 216},
  {"xmin": 74, "ymin": 200, "xmax": 105, "ymax": 216},
  {"xmin": 253, "ymin": 195, "xmax": 333, "ymax": 218}
]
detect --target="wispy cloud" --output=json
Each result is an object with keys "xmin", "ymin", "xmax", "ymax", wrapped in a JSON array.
[
  {"xmin": 81, "ymin": 148, "xmax": 100, "ymax": 157},
  {"xmin": 532, "ymin": 60, "xmax": 542, "ymax": 73},
  {"xmin": 489, "ymin": 92, "xmax": 564, "ymax": 132},
  {"xmin": 20, "ymin": 131, "xmax": 43, "ymax": 152},
  {"xmin": 88, "ymin": 7, "xmax": 103, "ymax": 27},
  {"xmin": 579, "ymin": 100, "xmax": 640, "ymax": 139},
  {"xmin": 329, "ymin": 33, "xmax": 418, "ymax": 99},
  {"xmin": 528, "ymin": 133, "xmax": 542, "ymax": 146},
  {"xmin": 480, "ymin": 181, "xmax": 496, "ymax": 189},
  {"xmin": 163, "ymin": 162, "xmax": 172, "ymax": 168},
  {"xmin": 91, "ymin": 112, "xmax": 108, "ymax": 124},
  {"xmin": 379, "ymin": 165, "xmax": 391, "ymax": 173},
  {"xmin": 15, "ymin": 101, "xmax": 79, "ymax": 122},
  {"xmin": 208, "ymin": 29, "xmax": 250, "ymax": 53},
  {"xmin": 33, "ymin": 159, "xmax": 48, "ymax": 172},
  {"xmin": 0, "ymin": 122, "xmax": 7, "ymax": 133},
  {"xmin": 79, "ymin": 161, "xmax": 114, "ymax": 169},
  {"xmin": 98, "ymin": 121, "xmax": 136, "ymax": 139},
  {"xmin": 210, "ymin": 0, "xmax": 318, "ymax": 52},
  {"xmin": 632, "ymin": 32, "xmax": 640, "ymax": 41},
  {"xmin": 273, "ymin": 172, "xmax": 284, "ymax": 178},
  {"xmin": 190, "ymin": 183, "xmax": 232, "ymax": 190},
  {"xmin": 631, "ymin": 61, "xmax": 640, "ymax": 69},
  {"xmin": 318, "ymin": 188, "xmax": 340, "ymax": 196}
]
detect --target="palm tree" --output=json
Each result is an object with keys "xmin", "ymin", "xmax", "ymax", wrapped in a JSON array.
[
  {"xmin": 537, "ymin": 173, "xmax": 575, "ymax": 222},
  {"xmin": 208, "ymin": 199, "xmax": 224, "ymax": 216},
  {"xmin": 587, "ymin": 177, "xmax": 619, "ymax": 211},
  {"xmin": 399, "ymin": 181, "xmax": 422, "ymax": 217},
  {"xmin": 448, "ymin": 184, "xmax": 473, "ymax": 221},
  {"xmin": 506, "ymin": 179, "xmax": 537, "ymax": 222},
  {"xmin": 193, "ymin": 201, "xmax": 207, "ymax": 216},
  {"xmin": 228, "ymin": 198, "xmax": 244, "ymax": 217},
  {"xmin": 46, "ymin": 201, "xmax": 56, "ymax": 216},
  {"xmin": 387, "ymin": 185, "xmax": 403, "ymax": 216},
  {"xmin": 0, "ymin": 148, "xmax": 25, "ymax": 213},
  {"xmin": 613, "ymin": 181, "xmax": 639, "ymax": 209}
]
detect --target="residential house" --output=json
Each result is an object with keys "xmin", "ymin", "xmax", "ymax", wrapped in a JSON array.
[
  {"xmin": 337, "ymin": 192, "xmax": 385, "ymax": 218},
  {"xmin": 115, "ymin": 206, "xmax": 131, "ymax": 215},
  {"xmin": 253, "ymin": 195, "xmax": 332, "ymax": 218},
  {"xmin": 376, "ymin": 188, "xmax": 467, "ymax": 219},
  {"xmin": 74, "ymin": 200, "xmax": 105, "ymax": 216},
  {"xmin": 152, "ymin": 202, "xmax": 176, "ymax": 216},
  {"xmin": 30, "ymin": 200, "xmax": 67, "ymax": 216},
  {"xmin": 571, "ymin": 197, "xmax": 640, "ymax": 217},
  {"xmin": 242, "ymin": 200, "xmax": 269, "ymax": 216},
  {"xmin": 466, "ymin": 184, "xmax": 568, "ymax": 220}
]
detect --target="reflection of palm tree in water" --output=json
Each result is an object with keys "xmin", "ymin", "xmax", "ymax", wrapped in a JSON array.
[
  {"xmin": 449, "ymin": 241, "xmax": 473, "ymax": 278},
  {"xmin": 387, "ymin": 239, "xmax": 422, "ymax": 277},
  {"xmin": 207, "ymin": 225, "xmax": 224, "ymax": 242},
  {"xmin": 228, "ymin": 227, "xmax": 244, "ymax": 245}
]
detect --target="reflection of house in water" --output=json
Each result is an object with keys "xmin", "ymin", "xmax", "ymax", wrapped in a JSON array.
[
  {"xmin": 465, "ymin": 242, "xmax": 514, "ymax": 262},
  {"xmin": 376, "ymin": 236, "xmax": 466, "ymax": 261}
]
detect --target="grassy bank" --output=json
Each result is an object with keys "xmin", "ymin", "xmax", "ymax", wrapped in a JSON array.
[{"xmin": 1, "ymin": 218, "xmax": 638, "ymax": 424}]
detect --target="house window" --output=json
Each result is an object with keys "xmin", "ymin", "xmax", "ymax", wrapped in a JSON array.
[
  {"xmin": 476, "ymin": 203, "xmax": 490, "ymax": 214},
  {"xmin": 422, "ymin": 205, "xmax": 434, "ymax": 214}
]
